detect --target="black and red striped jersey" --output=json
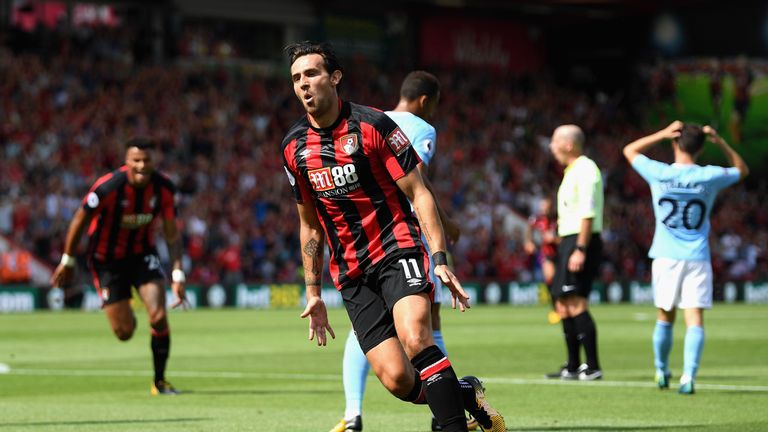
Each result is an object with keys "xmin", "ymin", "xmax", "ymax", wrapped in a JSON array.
[
  {"xmin": 282, "ymin": 100, "xmax": 425, "ymax": 289},
  {"xmin": 81, "ymin": 166, "xmax": 177, "ymax": 262}
]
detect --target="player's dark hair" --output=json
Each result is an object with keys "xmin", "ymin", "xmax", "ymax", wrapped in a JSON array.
[
  {"xmin": 125, "ymin": 137, "xmax": 156, "ymax": 152},
  {"xmin": 676, "ymin": 123, "xmax": 705, "ymax": 155},
  {"xmin": 400, "ymin": 71, "xmax": 440, "ymax": 101},
  {"xmin": 284, "ymin": 40, "xmax": 343, "ymax": 76}
]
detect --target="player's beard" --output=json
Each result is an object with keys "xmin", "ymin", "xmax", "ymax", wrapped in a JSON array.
[{"xmin": 304, "ymin": 91, "xmax": 334, "ymax": 121}]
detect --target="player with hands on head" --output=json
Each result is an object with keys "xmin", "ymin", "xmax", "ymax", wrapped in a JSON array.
[{"xmin": 623, "ymin": 120, "xmax": 748, "ymax": 394}]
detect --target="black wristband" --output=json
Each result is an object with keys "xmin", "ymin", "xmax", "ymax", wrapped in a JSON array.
[
  {"xmin": 432, "ymin": 251, "xmax": 448, "ymax": 266},
  {"xmin": 576, "ymin": 245, "xmax": 587, "ymax": 253}
]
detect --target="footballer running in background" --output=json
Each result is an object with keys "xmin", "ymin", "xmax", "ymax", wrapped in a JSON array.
[
  {"xmin": 523, "ymin": 196, "xmax": 559, "ymax": 324},
  {"xmin": 51, "ymin": 137, "xmax": 187, "ymax": 396}
]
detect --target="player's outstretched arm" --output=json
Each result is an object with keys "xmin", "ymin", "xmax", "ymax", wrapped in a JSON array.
[
  {"xmin": 397, "ymin": 169, "xmax": 470, "ymax": 311},
  {"xmin": 50, "ymin": 207, "xmax": 90, "ymax": 289},
  {"xmin": 296, "ymin": 200, "xmax": 335, "ymax": 346},
  {"xmin": 623, "ymin": 120, "xmax": 683, "ymax": 163},
  {"xmin": 162, "ymin": 218, "xmax": 188, "ymax": 309},
  {"xmin": 703, "ymin": 125, "xmax": 750, "ymax": 180}
]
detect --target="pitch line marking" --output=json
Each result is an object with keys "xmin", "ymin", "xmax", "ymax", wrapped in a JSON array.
[
  {"xmin": 482, "ymin": 377, "xmax": 768, "ymax": 393},
  {"xmin": 6, "ymin": 369, "xmax": 768, "ymax": 393}
]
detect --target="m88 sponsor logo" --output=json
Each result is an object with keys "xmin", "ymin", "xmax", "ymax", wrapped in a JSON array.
[{"xmin": 307, "ymin": 164, "xmax": 361, "ymax": 197}]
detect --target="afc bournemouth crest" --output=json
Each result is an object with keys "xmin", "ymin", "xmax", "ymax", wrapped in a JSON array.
[{"xmin": 338, "ymin": 134, "xmax": 359, "ymax": 155}]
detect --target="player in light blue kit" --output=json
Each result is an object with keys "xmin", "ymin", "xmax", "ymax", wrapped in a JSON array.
[
  {"xmin": 623, "ymin": 121, "xmax": 749, "ymax": 394},
  {"xmin": 331, "ymin": 71, "xmax": 467, "ymax": 432}
]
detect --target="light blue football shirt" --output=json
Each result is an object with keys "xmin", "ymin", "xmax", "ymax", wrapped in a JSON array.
[
  {"xmin": 386, "ymin": 111, "xmax": 436, "ymax": 166},
  {"xmin": 631, "ymin": 154, "xmax": 740, "ymax": 261},
  {"xmin": 386, "ymin": 110, "xmax": 443, "ymax": 293}
]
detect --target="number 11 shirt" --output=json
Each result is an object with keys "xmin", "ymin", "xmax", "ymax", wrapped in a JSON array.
[{"xmin": 282, "ymin": 100, "xmax": 425, "ymax": 289}]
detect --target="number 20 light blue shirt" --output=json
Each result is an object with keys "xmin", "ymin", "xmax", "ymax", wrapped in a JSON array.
[{"xmin": 631, "ymin": 154, "xmax": 740, "ymax": 261}]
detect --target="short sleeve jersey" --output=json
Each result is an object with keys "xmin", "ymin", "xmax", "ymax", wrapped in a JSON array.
[
  {"xmin": 631, "ymin": 154, "xmax": 740, "ymax": 261},
  {"xmin": 385, "ymin": 111, "xmax": 436, "ymax": 166},
  {"xmin": 557, "ymin": 155, "xmax": 604, "ymax": 237},
  {"xmin": 82, "ymin": 167, "xmax": 177, "ymax": 262},
  {"xmin": 281, "ymin": 100, "xmax": 425, "ymax": 289}
]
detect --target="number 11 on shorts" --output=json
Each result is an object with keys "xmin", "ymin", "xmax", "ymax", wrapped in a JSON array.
[{"xmin": 398, "ymin": 258, "xmax": 422, "ymax": 279}]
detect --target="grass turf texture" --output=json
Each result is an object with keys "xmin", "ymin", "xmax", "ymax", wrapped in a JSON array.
[{"xmin": 1, "ymin": 304, "xmax": 767, "ymax": 431}]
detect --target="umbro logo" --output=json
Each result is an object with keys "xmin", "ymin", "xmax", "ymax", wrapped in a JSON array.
[
  {"xmin": 407, "ymin": 278, "xmax": 422, "ymax": 287},
  {"xmin": 426, "ymin": 374, "xmax": 443, "ymax": 385}
]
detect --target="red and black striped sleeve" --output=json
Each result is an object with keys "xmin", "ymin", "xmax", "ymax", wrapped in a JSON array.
[
  {"xmin": 281, "ymin": 118, "xmax": 314, "ymax": 204},
  {"xmin": 362, "ymin": 106, "xmax": 421, "ymax": 181},
  {"xmin": 82, "ymin": 169, "xmax": 123, "ymax": 213},
  {"xmin": 153, "ymin": 172, "xmax": 178, "ymax": 220}
]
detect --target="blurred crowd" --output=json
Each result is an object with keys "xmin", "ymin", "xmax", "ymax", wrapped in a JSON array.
[{"xmin": 1, "ymin": 29, "xmax": 766, "ymax": 287}]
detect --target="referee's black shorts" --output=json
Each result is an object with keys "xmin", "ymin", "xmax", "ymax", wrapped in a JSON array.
[{"xmin": 550, "ymin": 233, "xmax": 602, "ymax": 299}]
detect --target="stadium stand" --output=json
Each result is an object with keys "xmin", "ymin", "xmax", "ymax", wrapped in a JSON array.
[{"xmin": 0, "ymin": 5, "xmax": 766, "ymax": 294}]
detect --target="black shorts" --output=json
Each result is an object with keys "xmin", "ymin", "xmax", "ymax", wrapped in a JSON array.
[
  {"xmin": 88, "ymin": 253, "xmax": 166, "ymax": 305},
  {"xmin": 341, "ymin": 247, "xmax": 433, "ymax": 354},
  {"xmin": 550, "ymin": 234, "xmax": 602, "ymax": 299}
]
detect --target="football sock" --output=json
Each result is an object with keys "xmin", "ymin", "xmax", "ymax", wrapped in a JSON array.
[
  {"xmin": 399, "ymin": 368, "xmax": 427, "ymax": 404},
  {"xmin": 412, "ymin": 345, "xmax": 466, "ymax": 432},
  {"xmin": 432, "ymin": 330, "xmax": 447, "ymax": 421},
  {"xmin": 433, "ymin": 330, "xmax": 448, "ymax": 356},
  {"xmin": 150, "ymin": 326, "xmax": 170, "ymax": 383},
  {"xmin": 343, "ymin": 330, "xmax": 369, "ymax": 420},
  {"xmin": 562, "ymin": 317, "xmax": 580, "ymax": 371},
  {"xmin": 653, "ymin": 320, "xmax": 673, "ymax": 373},
  {"xmin": 574, "ymin": 311, "xmax": 600, "ymax": 370},
  {"xmin": 683, "ymin": 325, "xmax": 704, "ymax": 381}
]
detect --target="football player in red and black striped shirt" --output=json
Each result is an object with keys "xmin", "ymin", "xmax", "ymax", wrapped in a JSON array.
[
  {"xmin": 51, "ymin": 137, "xmax": 187, "ymax": 395},
  {"xmin": 282, "ymin": 41, "xmax": 505, "ymax": 432}
]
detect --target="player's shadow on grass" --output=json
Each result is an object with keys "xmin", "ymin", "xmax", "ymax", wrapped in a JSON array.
[
  {"xmin": 181, "ymin": 389, "xmax": 341, "ymax": 396},
  {"xmin": 0, "ymin": 418, "xmax": 209, "ymax": 428}
]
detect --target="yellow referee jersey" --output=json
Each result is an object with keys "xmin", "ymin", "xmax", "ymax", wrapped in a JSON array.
[{"xmin": 557, "ymin": 155, "xmax": 604, "ymax": 237}]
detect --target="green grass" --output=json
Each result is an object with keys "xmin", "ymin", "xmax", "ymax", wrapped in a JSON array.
[{"xmin": 1, "ymin": 304, "xmax": 767, "ymax": 431}]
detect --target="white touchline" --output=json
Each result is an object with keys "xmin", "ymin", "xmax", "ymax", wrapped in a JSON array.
[{"xmin": 6, "ymin": 369, "xmax": 768, "ymax": 393}]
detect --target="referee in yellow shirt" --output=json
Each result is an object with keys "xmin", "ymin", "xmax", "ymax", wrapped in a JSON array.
[{"xmin": 546, "ymin": 124, "xmax": 604, "ymax": 381}]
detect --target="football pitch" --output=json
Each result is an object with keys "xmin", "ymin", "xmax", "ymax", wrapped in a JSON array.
[{"xmin": 1, "ymin": 304, "xmax": 767, "ymax": 431}]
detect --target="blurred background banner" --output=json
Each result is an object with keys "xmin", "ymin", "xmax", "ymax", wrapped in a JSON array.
[
  {"xmin": 3, "ymin": 279, "xmax": 767, "ymax": 312},
  {"xmin": 419, "ymin": 16, "xmax": 544, "ymax": 73}
]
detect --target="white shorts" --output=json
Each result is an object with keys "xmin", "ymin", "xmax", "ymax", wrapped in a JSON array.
[{"xmin": 652, "ymin": 258, "xmax": 713, "ymax": 311}]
